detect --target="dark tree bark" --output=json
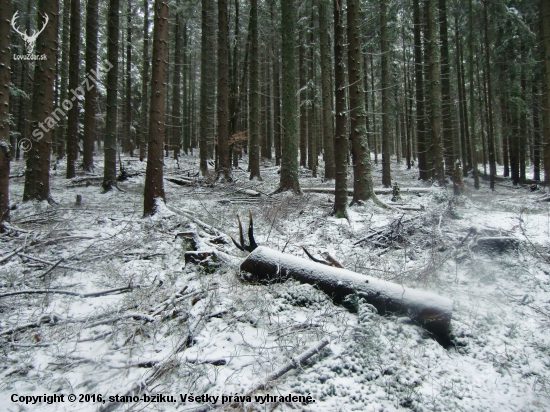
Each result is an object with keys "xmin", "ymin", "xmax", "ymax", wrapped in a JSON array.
[
  {"xmin": 413, "ymin": 0, "xmax": 427, "ymax": 180},
  {"xmin": 23, "ymin": 0, "xmax": 58, "ymax": 201},
  {"xmin": 0, "ymin": 0, "xmax": 10, "ymax": 231},
  {"xmin": 66, "ymin": 0, "xmax": 80, "ymax": 179},
  {"xmin": 103, "ymin": 0, "xmax": 119, "ymax": 191},
  {"xmin": 229, "ymin": 0, "xmax": 239, "ymax": 162},
  {"xmin": 199, "ymin": 0, "xmax": 216, "ymax": 173},
  {"xmin": 307, "ymin": 9, "xmax": 316, "ymax": 176},
  {"xmin": 347, "ymin": 0, "xmax": 374, "ymax": 204},
  {"xmin": 333, "ymin": 0, "xmax": 347, "ymax": 216},
  {"xmin": 370, "ymin": 54, "xmax": 378, "ymax": 165},
  {"xmin": 533, "ymin": 82, "xmax": 541, "ymax": 182},
  {"xmin": 318, "ymin": 0, "xmax": 335, "ymax": 180},
  {"xmin": 483, "ymin": 2, "xmax": 496, "ymax": 189},
  {"xmin": 519, "ymin": 42, "xmax": 527, "ymax": 182},
  {"xmin": 83, "ymin": 0, "xmax": 98, "ymax": 172},
  {"xmin": 426, "ymin": 0, "xmax": 444, "ymax": 184},
  {"xmin": 439, "ymin": 0, "xmax": 453, "ymax": 177},
  {"xmin": 272, "ymin": 1, "xmax": 281, "ymax": 167},
  {"xmin": 182, "ymin": 22, "xmax": 189, "ymax": 154},
  {"xmin": 459, "ymin": 44, "xmax": 471, "ymax": 176},
  {"xmin": 544, "ymin": 0, "xmax": 550, "ymax": 184},
  {"xmin": 143, "ymin": 0, "xmax": 168, "ymax": 215},
  {"xmin": 248, "ymin": 0, "xmax": 260, "ymax": 180},
  {"xmin": 15, "ymin": 0, "xmax": 31, "ymax": 160},
  {"xmin": 299, "ymin": 30, "xmax": 307, "ymax": 168},
  {"xmin": 172, "ymin": 11, "xmax": 182, "ymax": 160},
  {"xmin": 380, "ymin": 0, "xmax": 391, "ymax": 187},
  {"xmin": 468, "ymin": 0, "xmax": 479, "ymax": 189},
  {"xmin": 217, "ymin": 0, "xmax": 231, "ymax": 180},
  {"xmin": 278, "ymin": 0, "xmax": 300, "ymax": 192},
  {"xmin": 139, "ymin": 0, "xmax": 150, "ymax": 161},
  {"xmin": 125, "ymin": 0, "xmax": 133, "ymax": 156},
  {"xmin": 57, "ymin": 0, "xmax": 70, "ymax": 160},
  {"xmin": 266, "ymin": 44, "xmax": 274, "ymax": 161}
]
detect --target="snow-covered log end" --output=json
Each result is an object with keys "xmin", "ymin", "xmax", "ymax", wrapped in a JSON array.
[{"xmin": 240, "ymin": 246, "xmax": 454, "ymax": 346}]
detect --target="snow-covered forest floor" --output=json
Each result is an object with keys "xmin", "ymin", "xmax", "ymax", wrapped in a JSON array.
[{"xmin": 2, "ymin": 153, "xmax": 550, "ymax": 412}]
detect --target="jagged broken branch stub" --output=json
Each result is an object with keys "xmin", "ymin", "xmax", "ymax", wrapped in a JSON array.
[{"xmin": 230, "ymin": 210, "xmax": 258, "ymax": 252}]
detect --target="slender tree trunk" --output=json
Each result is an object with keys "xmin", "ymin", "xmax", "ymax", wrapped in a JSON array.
[
  {"xmin": 460, "ymin": 45, "xmax": 471, "ymax": 175},
  {"xmin": 543, "ymin": 0, "xmax": 550, "ymax": 184},
  {"xmin": 333, "ymin": 0, "xmax": 347, "ymax": 215},
  {"xmin": 501, "ymin": 99, "xmax": 510, "ymax": 177},
  {"xmin": 319, "ymin": 0, "xmax": 334, "ymax": 180},
  {"xmin": 380, "ymin": 0, "xmax": 391, "ymax": 187},
  {"xmin": 248, "ymin": 0, "xmax": 260, "ymax": 179},
  {"xmin": 484, "ymin": 2, "xmax": 496, "ymax": 189},
  {"xmin": 299, "ymin": 36, "xmax": 307, "ymax": 168},
  {"xmin": 519, "ymin": 42, "xmax": 527, "ymax": 182},
  {"xmin": 199, "ymin": 0, "xmax": 215, "ymax": 173},
  {"xmin": 182, "ymin": 21, "xmax": 189, "ymax": 155},
  {"xmin": 426, "ymin": 0, "xmax": 444, "ymax": 184},
  {"xmin": 23, "ymin": 0, "xmax": 58, "ymax": 201},
  {"xmin": 143, "ymin": 0, "xmax": 168, "ymax": 215},
  {"xmin": 267, "ymin": 49, "xmax": 274, "ymax": 161},
  {"xmin": 347, "ymin": 0, "xmax": 374, "ymax": 204},
  {"xmin": 58, "ymin": 0, "xmax": 70, "ymax": 160},
  {"xmin": 468, "ymin": 0, "xmax": 479, "ymax": 189},
  {"xmin": 172, "ymin": 11, "xmax": 182, "ymax": 160},
  {"xmin": 414, "ymin": 0, "xmax": 427, "ymax": 180},
  {"xmin": 140, "ymin": 0, "xmax": 150, "ymax": 161},
  {"xmin": 307, "ymin": 10, "xmax": 316, "ymax": 176},
  {"xmin": 439, "ymin": 0, "xmax": 453, "ymax": 177},
  {"xmin": 370, "ymin": 54, "xmax": 378, "ymax": 165},
  {"xmin": 0, "ymin": 0, "xmax": 10, "ymax": 231},
  {"xmin": 83, "ymin": 0, "xmax": 98, "ymax": 171},
  {"xmin": 217, "ymin": 0, "xmax": 230, "ymax": 179},
  {"xmin": 229, "ymin": 0, "xmax": 239, "ymax": 162},
  {"xmin": 272, "ymin": 2, "xmax": 281, "ymax": 167},
  {"xmin": 15, "ymin": 0, "xmax": 31, "ymax": 160},
  {"xmin": 534, "ymin": 82, "xmax": 541, "ymax": 181},
  {"xmin": 103, "ymin": 0, "xmax": 119, "ymax": 191},
  {"xmin": 278, "ymin": 0, "xmax": 300, "ymax": 192},
  {"xmin": 66, "ymin": 0, "xmax": 80, "ymax": 178},
  {"xmin": 478, "ymin": 59, "xmax": 487, "ymax": 176},
  {"xmin": 363, "ymin": 53, "xmax": 372, "ymax": 162},
  {"xmin": 125, "ymin": 0, "xmax": 133, "ymax": 156}
]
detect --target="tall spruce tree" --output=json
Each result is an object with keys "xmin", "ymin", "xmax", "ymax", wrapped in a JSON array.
[
  {"xmin": 217, "ymin": 0, "xmax": 231, "ymax": 180},
  {"xmin": 0, "ymin": 0, "xmax": 10, "ymax": 231},
  {"xmin": 103, "ymin": 0, "xmax": 120, "ymax": 191},
  {"xmin": 66, "ymin": 0, "xmax": 80, "ymax": 178},
  {"xmin": 333, "ymin": 0, "xmax": 347, "ymax": 215},
  {"xmin": 347, "ymin": 0, "xmax": 375, "ymax": 203},
  {"xmin": 380, "ymin": 0, "xmax": 391, "ymax": 187},
  {"xmin": 143, "ymin": 0, "xmax": 168, "ymax": 215},
  {"xmin": 83, "ymin": 0, "xmax": 98, "ymax": 171},
  {"xmin": 278, "ymin": 0, "xmax": 300, "ymax": 192},
  {"xmin": 23, "ymin": 0, "xmax": 59, "ymax": 201},
  {"xmin": 249, "ymin": 0, "xmax": 261, "ymax": 179},
  {"xmin": 318, "ymin": 0, "xmax": 335, "ymax": 180}
]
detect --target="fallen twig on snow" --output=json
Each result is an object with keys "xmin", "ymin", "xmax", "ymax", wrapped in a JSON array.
[{"xmin": 0, "ymin": 286, "xmax": 135, "ymax": 299}]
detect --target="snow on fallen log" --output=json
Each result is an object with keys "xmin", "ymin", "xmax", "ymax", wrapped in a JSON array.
[
  {"xmin": 301, "ymin": 187, "xmax": 433, "ymax": 195},
  {"xmin": 240, "ymin": 247, "xmax": 453, "ymax": 345}
]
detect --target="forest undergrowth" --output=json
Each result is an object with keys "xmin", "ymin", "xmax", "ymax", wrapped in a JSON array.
[{"xmin": 1, "ymin": 153, "xmax": 550, "ymax": 412}]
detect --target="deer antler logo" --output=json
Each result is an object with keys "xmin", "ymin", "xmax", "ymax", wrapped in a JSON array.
[{"xmin": 11, "ymin": 11, "xmax": 49, "ymax": 55}]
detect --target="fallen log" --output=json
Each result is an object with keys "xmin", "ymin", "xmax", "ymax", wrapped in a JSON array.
[
  {"xmin": 240, "ymin": 247, "xmax": 453, "ymax": 345},
  {"xmin": 301, "ymin": 187, "xmax": 433, "ymax": 195},
  {"xmin": 472, "ymin": 237, "xmax": 519, "ymax": 254}
]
